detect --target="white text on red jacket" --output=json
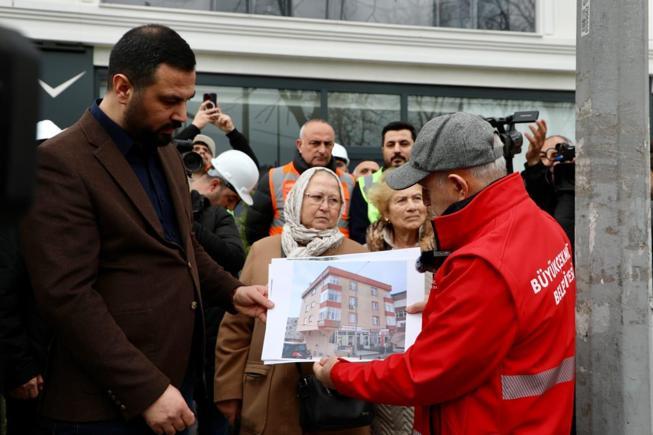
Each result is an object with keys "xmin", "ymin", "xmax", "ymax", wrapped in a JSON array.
[{"xmin": 530, "ymin": 243, "xmax": 573, "ymax": 305}]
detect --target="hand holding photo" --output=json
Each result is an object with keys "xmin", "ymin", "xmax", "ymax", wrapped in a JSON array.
[{"xmin": 262, "ymin": 249, "xmax": 426, "ymax": 364}]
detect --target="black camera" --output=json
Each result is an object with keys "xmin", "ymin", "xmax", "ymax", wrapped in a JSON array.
[
  {"xmin": 174, "ymin": 139, "xmax": 204, "ymax": 174},
  {"xmin": 554, "ymin": 142, "xmax": 575, "ymax": 163},
  {"xmin": 485, "ymin": 110, "xmax": 539, "ymax": 173}
]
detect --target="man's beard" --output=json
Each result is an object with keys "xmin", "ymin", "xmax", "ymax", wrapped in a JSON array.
[
  {"xmin": 387, "ymin": 154, "xmax": 407, "ymax": 168},
  {"xmin": 124, "ymin": 96, "xmax": 181, "ymax": 147}
]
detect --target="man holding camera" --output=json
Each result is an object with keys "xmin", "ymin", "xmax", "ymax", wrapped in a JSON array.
[
  {"xmin": 522, "ymin": 119, "xmax": 575, "ymax": 243},
  {"xmin": 20, "ymin": 24, "xmax": 272, "ymax": 435},
  {"xmin": 313, "ymin": 112, "xmax": 575, "ymax": 435},
  {"xmin": 175, "ymin": 101, "xmax": 259, "ymax": 169}
]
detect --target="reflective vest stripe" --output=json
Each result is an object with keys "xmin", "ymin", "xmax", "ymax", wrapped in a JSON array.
[
  {"xmin": 359, "ymin": 169, "xmax": 383, "ymax": 224},
  {"xmin": 269, "ymin": 162, "xmax": 353, "ymax": 237},
  {"xmin": 501, "ymin": 356, "xmax": 575, "ymax": 400}
]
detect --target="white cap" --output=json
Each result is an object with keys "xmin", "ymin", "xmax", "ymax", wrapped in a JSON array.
[
  {"xmin": 36, "ymin": 120, "xmax": 62, "ymax": 141},
  {"xmin": 192, "ymin": 134, "xmax": 216, "ymax": 156},
  {"xmin": 208, "ymin": 150, "xmax": 259, "ymax": 206},
  {"xmin": 332, "ymin": 143, "xmax": 349, "ymax": 166}
]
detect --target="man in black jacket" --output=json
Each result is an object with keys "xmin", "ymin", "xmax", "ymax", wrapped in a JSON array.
[
  {"xmin": 175, "ymin": 103, "xmax": 259, "ymax": 168},
  {"xmin": 521, "ymin": 119, "xmax": 575, "ymax": 245},
  {"xmin": 188, "ymin": 179, "xmax": 246, "ymax": 435},
  {"xmin": 0, "ymin": 224, "xmax": 50, "ymax": 435},
  {"xmin": 188, "ymin": 189, "xmax": 245, "ymax": 278}
]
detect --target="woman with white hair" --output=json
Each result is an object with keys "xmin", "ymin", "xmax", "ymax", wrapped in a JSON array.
[
  {"xmin": 214, "ymin": 167, "xmax": 369, "ymax": 435},
  {"xmin": 365, "ymin": 170, "xmax": 433, "ymax": 435}
]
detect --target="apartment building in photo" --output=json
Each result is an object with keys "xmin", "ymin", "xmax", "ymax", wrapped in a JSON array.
[
  {"xmin": 391, "ymin": 290, "xmax": 408, "ymax": 351},
  {"xmin": 296, "ymin": 266, "xmax": 397, "ymax": 358}
]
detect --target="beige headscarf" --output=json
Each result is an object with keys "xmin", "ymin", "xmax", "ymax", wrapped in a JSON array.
[{"xmin": 281, "ymin": 167, "xmax": 346, "ymax": 258}]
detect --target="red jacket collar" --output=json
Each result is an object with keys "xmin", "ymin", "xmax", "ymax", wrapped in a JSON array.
[{"xmin": 433, "ymin": 172, "xmax": 530, "ymax": 251}]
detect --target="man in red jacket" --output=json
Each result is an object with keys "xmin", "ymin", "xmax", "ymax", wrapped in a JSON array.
[{"xmin": 313, "ymin": 112, "xmax": 575, "ymax": 434}]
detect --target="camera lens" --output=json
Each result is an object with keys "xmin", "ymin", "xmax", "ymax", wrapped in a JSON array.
[{"xmin": 183, "ymin": 151, "xmax": 204, "ymax": 173}]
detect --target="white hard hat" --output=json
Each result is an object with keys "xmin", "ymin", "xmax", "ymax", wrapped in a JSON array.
[
  {"xmin": 36, "ymin": 120, "xmax": 62, "ymax": 141},
  {"xmin": 332, "ymin": 143, "xmax": 349, "ymax": 165},
  {"xmin": 209, "ymin": 150, "xmax": 259, "ymax": 206}
]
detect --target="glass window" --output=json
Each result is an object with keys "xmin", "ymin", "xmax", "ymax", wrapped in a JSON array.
[
  {"xmin": 97, "ymin": 70, "xmax": 573, "ymax": 170},
  {"xmin": 320, "ymin": 290, "xmax": 340, "ymax": 303},
  {"xmin": 407, "ymin": 95, "xmax": 575, "ymax": 169},
  {"xmin": 102, "ymin": 0, "xmax": 213, "ymax": 10},
  {"xmin": 387, "ymin": 316, "xmax": 396, "ymax": 326},
  {"xmin": 190, "ymin": 85, "xmax": 320, "ymax": 167},
  {"xmin": 385, "ymin": 303, "xmax": 394, "ymax": 312},
  {"xmin": 349, "ymin": 296, "xmax": 357, "ymax": 310},
  {"xmin": 370, "ymin": 287, "xmax": 378, "ymax": 296},
  {"xmin": 350, "ymin": 281, "xmax": 358, "ymax": 291},
  {"xmin": 328, "ymin": 92, "xmax": 400, "ymax": 147},
  {"xmin": 372, "ymin": 301, "xmax": 379, "ymax": 311},
  {"xmin": 372, "ymin": 316, "xmax": 380, "ymax": 326},
  {"xmin": 349, "ymin": 313, "xmax": 357, "ymax": 323},
  {"xmin": 320, "ymin": 307, "xmax": 341, "ymax": 321},
  {"xmin": 102, "ymin": 0, "xmax": 535, "ymax": 32}
]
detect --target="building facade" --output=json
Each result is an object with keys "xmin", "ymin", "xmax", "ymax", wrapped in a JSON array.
[
  {"xmin": 391, "ymin": 290, "xmax": 408, "ymax": 351},
  {"xmin": 0, "ymin": 0, "xmax": 610, "ymax": 170},
  {"xmin": 297, "ymin": 266, "xmax": 396, "ymax": 358}
]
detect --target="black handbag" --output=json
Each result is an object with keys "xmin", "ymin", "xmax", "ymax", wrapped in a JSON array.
[{"xmin": 296, "ymin": 364, "xmax": 374, "ymax": 432}]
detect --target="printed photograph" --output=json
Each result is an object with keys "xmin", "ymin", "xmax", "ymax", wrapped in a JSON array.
[{"xmin": 269, "ymin": 257, "xmax": 421, "ymax": 362}]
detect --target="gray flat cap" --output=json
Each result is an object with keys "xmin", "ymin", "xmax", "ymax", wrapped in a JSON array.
[{"xmin": 386, "ymin": 112, "xmax": 503, "ymax": 190}]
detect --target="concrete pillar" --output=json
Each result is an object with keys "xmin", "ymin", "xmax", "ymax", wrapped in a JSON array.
[{"xmin": 575, "ymin": 0, "xmax": 652, "ymax": 433}]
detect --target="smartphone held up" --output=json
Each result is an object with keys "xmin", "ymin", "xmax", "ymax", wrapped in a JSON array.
[{"xmin": 203, "ymin": 92, "xmax": 217, "ymax": 109}]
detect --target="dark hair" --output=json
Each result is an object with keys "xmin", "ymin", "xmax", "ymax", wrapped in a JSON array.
[
  {"xmin": 107, "ymin": 24, "xmax": 196, "ymax": 90},
  {"xmin": 381, "ymin": 121, "xmax": 416, "ymax": 145}
]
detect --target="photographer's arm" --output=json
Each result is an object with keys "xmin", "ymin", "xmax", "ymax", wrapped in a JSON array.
[
  {"xmin": 175, "ymin": 101, "xmax": 220, "ymax": 141},
  {"xmin": 524, "ymin": 119, "xmax": 547, "ymax": 167},
  {"xmin": 214, "ymin": 113, "xmax": 260, "ymax": 168}
]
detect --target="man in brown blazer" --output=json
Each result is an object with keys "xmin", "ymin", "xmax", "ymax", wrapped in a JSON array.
[{"xmin": 20, "ymin": 24, "xmax": 272, "ymax": 435}]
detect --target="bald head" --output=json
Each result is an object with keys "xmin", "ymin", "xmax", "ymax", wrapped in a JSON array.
[{"xmin": 296, "ymin": 120, "xmax": 335, "ymax": 167}]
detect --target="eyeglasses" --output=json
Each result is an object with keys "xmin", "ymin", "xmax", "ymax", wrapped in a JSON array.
[
  {"xmin": 539, "ymin": 148, "xmax": 559, "ymax": 161},
  {"xmin": 304, "ymin": 192, "xmax": 342, "ymax": 209}
]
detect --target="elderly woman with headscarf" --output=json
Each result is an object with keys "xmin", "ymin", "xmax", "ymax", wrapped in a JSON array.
[
  {"xmin": 214, "ymin": 167, "xmax": 369, "ymax": 435},
  {"xmin": 364, "ymin": 170, "xmax": 434, "ymax": 435}
]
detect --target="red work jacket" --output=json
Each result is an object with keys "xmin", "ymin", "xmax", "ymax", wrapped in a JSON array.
[{"xmin": 331, "ymin": 173, "xmax": 575, "ymax": 434}]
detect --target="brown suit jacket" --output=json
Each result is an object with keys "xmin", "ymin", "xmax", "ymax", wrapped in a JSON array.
[
  {"xmin": 214, "ymin": 235, "xmax": 370, "ymax": 435},
  {"xmin": 20, "ymin": 110, "xmax": 242, "ymax": 422}
]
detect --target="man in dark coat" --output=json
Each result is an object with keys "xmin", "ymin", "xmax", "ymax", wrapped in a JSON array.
[
  {"xmin": 0, "ymin": 224, "xmax": 50, "ymax": 435},
  {"xmin": 20, "ymin": 24, "xmax": 272, "ymax": 435},
  {"xmin": 521, "ymin": 119, "xmax": 575, "ymax": 244},
  {"xmin": 188, "ymin": 186, "xmax": 245, "ymax": 435}
]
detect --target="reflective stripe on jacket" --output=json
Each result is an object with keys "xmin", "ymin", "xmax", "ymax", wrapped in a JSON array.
[
  {"xmin": 358, "ymin": 168, "xmax": 384, "ymax": 224},
  {"xmin": 268, "ymin": 161, "xmax": 354, "ymax": 237}
]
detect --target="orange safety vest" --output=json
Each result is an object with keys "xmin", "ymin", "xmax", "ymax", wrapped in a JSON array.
[{"xmin": 268, "ymin": 162, "xmax": 354, "ymax": 237}]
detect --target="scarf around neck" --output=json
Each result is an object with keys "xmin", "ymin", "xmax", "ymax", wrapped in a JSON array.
[{"xmin": 281, "ymin": 167, "xmax": 345, "ymax": 258}]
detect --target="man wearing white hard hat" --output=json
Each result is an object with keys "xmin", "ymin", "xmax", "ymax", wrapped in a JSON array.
[
  {"xmin": 190, "ymin": 150, "xmax": 258, "ymax": 211},
  {"xmin": 332, "ymin": 143, "xmax": 350, "ymax": 173},
  {"xmin": 187, "ymin": 149, "xmax": 258, "ymax": 435}
]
